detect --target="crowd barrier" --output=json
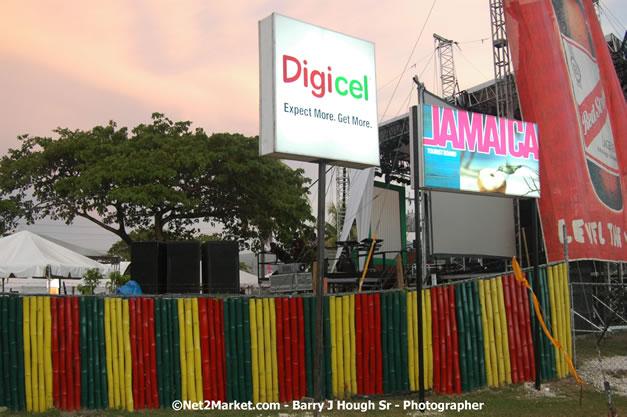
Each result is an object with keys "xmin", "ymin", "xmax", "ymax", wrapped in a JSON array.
[{"xmin": 0, "ymin": 264, "xmax": 573, "ymax": 412}]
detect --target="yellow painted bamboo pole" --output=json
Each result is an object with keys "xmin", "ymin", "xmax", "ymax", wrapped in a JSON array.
[
  {"xmin": 184, "ymin": 298, "xmax": 196, "ymax": 403},
  {"xmin": 413, "ymin": 291, "xmax": 420, "ymax": 389},
  {"xmin": 482, "ymin": 280, "xmax": 496, "ymax": 386},
  {"xmin": 110, "ymin": 298, "xmax": 120, "ymax": 408},
  {"xmin": 115, "ymin": 298, "xmax": 126, "ymax": 409},
  {"xmin": 37, "ymin": 296, "xmax": 45, "ymax": 411},
  {"xmin": 329, "ymin": 296, "xmax": 338, "ymax": 398},
  {"xmin": 104, "ymin": 299, "xmax": 114, "ymax": 408},
  {"xmin": 249, "ymin": 299, "xmax": 259, "ymax": 404},
  {"xmin": 255, "ymin": 299, "xmax": 266, "ymax": 403},
  {"xmin": 341, "ymin": 295, "xmax": 350, "ymax": 397},
  {"xmin": 177, "ymin": 299, "xmax": 188, "ymax": 402},
  {"xmin": 269, "ymin": 298, "xmax": 279, "ymax": 403},
  {"xmin": 43, "ymin": 297, "xmax": 53, "ymax": 409},
  {"xmin": 262, "ymin": 298, "xmax": 272, "ymax": 402},
  {"xmin": 557, "ymin": 265, "xmax": 568, "ymax": 377},
  {"xmin": 122, "ymin": 300, "xmax": 134, "ymax": 411},
  {"xmin": 490, "ymin": 278, "xmax": 505, "ymax": 386},
  {"xmin": 23, "ymin": 297, "xmax": 32, "ymax": 412},
  {"xmin": 547, "ymin": 266, "xmax": 562, "ymax": 377},
  {"xmin": 30, "ymin": 297, "xmax": 39, "ymax": 413},
  {"xmin": 478, "ymin": 281, "xmax": 493, "ymax": 387},
  {"xmin": 562, "ymin": 262, "xmax": 573, "ymax": 360},
  {"xmin": 407, "ymin": 292, "xmax": 416, "ymax": 391},
  {"xmin": 349, "ymin": 294, "xmax": 357, "ymax": 396},
  {"xmin": 554, "ymin": 265, "xmax": 566, "ymax": 378},
  {"xmin": 192, "ymin": 298, "xmax": 203, "ymax": 402},
  {"xmin": 496, "ymin": 278, "xmax": 512, "ymax": 384},
  {"xmin": 425, "ymin": 289, "xmax": 433, "ymax": 389},
  {"xmin": 335, "ymin": 296, "xmax": 345, "ymax": 399}
]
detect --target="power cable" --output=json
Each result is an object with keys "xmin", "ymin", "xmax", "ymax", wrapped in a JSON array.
[{"xmin": 379, "ymin": 0, "xmax": 438, "ymax": 122}]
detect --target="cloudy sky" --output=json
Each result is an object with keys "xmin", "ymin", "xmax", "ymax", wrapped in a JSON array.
[{"xmin": 1, "ymin": 0, "xmax": 624, "ymax": 251}]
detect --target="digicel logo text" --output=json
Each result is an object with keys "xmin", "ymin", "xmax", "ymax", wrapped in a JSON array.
[{"xmin": 282, "ymin": 55, "xmax": 369, "ymax": 101}]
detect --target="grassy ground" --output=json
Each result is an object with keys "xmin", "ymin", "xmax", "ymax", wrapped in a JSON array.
[
  {"xmin": 2, "ymin": 333, "xmax": 624, "ymax": 416},
  {"xmin": 574, "ymin": 330, "xmax": 627, "ymax": 363}
]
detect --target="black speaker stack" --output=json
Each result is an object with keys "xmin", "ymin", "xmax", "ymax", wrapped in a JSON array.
[
  {"xmin": 130, "ymin": 240, "xmax": 240, "ymax": 295},
  {"xmin": 201, "ymin": 241, "xmax": 240, "ymax": 294}
]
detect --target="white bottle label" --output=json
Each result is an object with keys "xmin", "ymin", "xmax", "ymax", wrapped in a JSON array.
[{"xmin": 562, "ymin": 34, "xmax": 618, "ymax": 173}]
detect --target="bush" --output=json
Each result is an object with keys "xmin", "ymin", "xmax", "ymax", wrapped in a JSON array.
[
  {"xmin": 105, "ymin": 270, "xmax": 130, "ymax": 294},
  {"xmin": 77, "ymin": 269, "xmax": 103, "ymax": 295}
]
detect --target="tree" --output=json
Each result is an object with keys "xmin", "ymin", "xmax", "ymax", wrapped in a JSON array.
[
  {"xmin": 0, "ymin": 114, "xmax": 313, "ymax": 250},
  {"xmin": 325, "ymin": 202, "xmax": 357, "ymax": 248}
]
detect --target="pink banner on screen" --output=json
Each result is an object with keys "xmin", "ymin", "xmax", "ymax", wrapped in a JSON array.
[{"xmin": 504, "ymin": 0, "xmax": 627, "ymax": 261}]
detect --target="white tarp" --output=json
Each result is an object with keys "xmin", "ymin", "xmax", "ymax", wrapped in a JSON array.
[
  {"xmin": 239, "ymin": 270, "xmax": 259, "ymax": 288},
  {"xmin": 332, "ymin": 167, "xmax": 375, "ymax": 271},
  {"xmin": 0, "ymin": 230, "xmax": 112, "ymax": 278}
]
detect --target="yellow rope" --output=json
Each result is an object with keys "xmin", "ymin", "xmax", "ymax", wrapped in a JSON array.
[
  {"xmin": 358, "ymin": 233, "xmax": 377, "ymax": 292},
  {"xmin": 512, "ymin": 258, "xmax": 583, "ymax": 387}
]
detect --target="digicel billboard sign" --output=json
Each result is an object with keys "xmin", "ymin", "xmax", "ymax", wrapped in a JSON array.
[{"xmin": 259, "ymin": 14, "xmax": 379, "ymax": 168}]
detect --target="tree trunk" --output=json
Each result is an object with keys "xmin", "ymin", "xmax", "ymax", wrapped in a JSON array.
[{"xmin": 154, "ymin": 215, "xmax": 165, "ymax": 241}]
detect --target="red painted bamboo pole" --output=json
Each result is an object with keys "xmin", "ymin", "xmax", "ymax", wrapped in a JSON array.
[
  {"xmin": 58, "ymin": 298, "xmax": 67, "ymax": 410},
  {"xmin": 148, "ymin": 298, "xmax": 159, "ymax": 407},
  {"xmin": 520, "ymin": 274, "xmax": 536, "ymax": 382},
  {"xmin": 65, "ymin": 298, "xmax": 75, "ymax": 411},
  {"xmin": 198, "ymin": 298, "xmax": 211, "ymax": 401},
  {"xmin": 368, "ymin": 294, "xmax": 376, "ymax": 395},
  {"xmin": 217, "ymin": 299, "xmax": 226, "ymax": 402},
  {"xmin": 72, "ymin": 297, "xmax": 81, "ymax": 410},
  {"xmin": 502, "ymin": 275, "xmax": 519, "ymax": 384},
  {"xmin": 442, "ymin": 287, "xmax": 452, "ymax": 394},
  {"xmin": 360, "ymin": 294, "xmax": 370, "ymax": 395},
  {"xmin": 207, "ymin": 299, "xmax": 217, "ymax": 401},
  {"xmin": 282, "ymin": 298, "xmax": 292, "ymax": 402},
  {"xmin": 135, "ymin": 298, "xmax": 145, "ymax": 409},
  {"xmin": 275, "ymin": 298, "xmax": 285, "ymax": 403},
  {"xmin": 290, "ymin": 298, "xmax": 299, "ymax": 399},
  {"xmin": 141, "ymin": 299, "xmax": 152, "ymax": 408},
  {"xmin": 374, "ymin": 293, "xmax": 382, "ymax": 395},
  {"xmin": 129, "ymin": 299, "xmax": 138, "ymax": 407}
]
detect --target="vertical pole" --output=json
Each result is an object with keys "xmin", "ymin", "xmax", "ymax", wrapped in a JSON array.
[
  {"xmin": 314, "ymin": 162, "xmax": 326, "ymax": 410},
  {"xmin": 564, "ymin": 223, "xmax": 576, "ymax": 367},
  {"xmin": 411, "ymin": 81, "xmax": 425, "ymax": 402},
  {"xmin": 531, "ymin": 200, "xmax": 541, "ymax": 390}
]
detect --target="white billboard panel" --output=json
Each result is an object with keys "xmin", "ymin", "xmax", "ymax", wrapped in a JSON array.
[{"xmin": 259, "ymin": 14, "xmax": 379, "ymax": 168}]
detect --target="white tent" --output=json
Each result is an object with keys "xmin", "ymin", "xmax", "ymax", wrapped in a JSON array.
[
  {"xmin": 0, "ymin": 230, "xmax": 111, "ymax": 278},
  {"xmin": 239, "ymin": 270, "xmax": 259, "ymax": 288}
]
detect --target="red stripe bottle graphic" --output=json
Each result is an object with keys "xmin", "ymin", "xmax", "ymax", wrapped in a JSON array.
[{"xmin": 551, "ymin": 0, "xmax": 622, "ymax": 211}]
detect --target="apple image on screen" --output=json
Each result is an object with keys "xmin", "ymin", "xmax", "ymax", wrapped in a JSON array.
[{"xmin": 477, "ymin": 168, "xmax": 507, "ymax": 193}]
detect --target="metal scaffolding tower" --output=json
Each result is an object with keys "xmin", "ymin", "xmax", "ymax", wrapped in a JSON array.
[
  {"xmin": 489, "ymin": 0, "xmax": 515, "ymax": 118},
  {"xmin": 336, "ymin": 167, "xmax": 349, "ymax": 240},
  {"xmin": 434, "ymin": 33, "xmax": 460, "ymax": 104}
]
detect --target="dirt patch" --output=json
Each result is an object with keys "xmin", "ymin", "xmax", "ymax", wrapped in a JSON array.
[{"xmin": 577, "ymin": 356, "xmax": 627, "ymax": 397}]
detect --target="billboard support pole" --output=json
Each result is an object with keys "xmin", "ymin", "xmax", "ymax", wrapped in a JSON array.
[
  {"xmin": 531, "ymin": 199, "xmax": 542, "ymax": 390},
  {"xmin": 412, "ymin": 77, "xmax": 425, "ymax": 403},
  {"xmin": 314, "ymin": 161, "xmax": 326, "ymax": 412}
]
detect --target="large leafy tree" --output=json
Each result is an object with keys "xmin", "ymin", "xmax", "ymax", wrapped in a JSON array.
[{"xmin": 0, "ymin": 113, "xmax": 313, "ymax": 250}]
